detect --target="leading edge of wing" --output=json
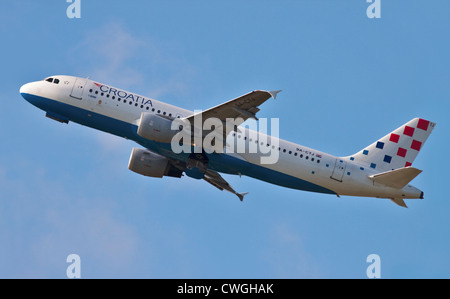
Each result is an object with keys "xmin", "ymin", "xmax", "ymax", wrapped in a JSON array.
[{"xmin": 184, "ymin": 89, "xmax": 281, "ymax": 122}]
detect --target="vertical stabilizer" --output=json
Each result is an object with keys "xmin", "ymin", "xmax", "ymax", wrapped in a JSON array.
[{"xmin": 347, "ymin": 118, "xmax": 436, "ymax": 172}]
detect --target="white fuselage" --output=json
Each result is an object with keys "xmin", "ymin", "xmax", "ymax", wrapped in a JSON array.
[{"xmin": 20, "ymin": 75, "xmax": 423, "ymax": 202}]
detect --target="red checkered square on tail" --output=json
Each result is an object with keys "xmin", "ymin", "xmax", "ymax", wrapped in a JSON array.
[
  {"xmin": 397, "ymin": 147, "xmax": 407, "ymax": 158},
  {"xmin": 347, "ymin": 118, "xmax": 436, "ymax": 173},
  {"xmin": 403, "ymin": 126, "xmax": 415, "ymax": 137},
  {"xmin": 417, "ymin": 118, "xmax": 430, "ymax": 131},
  {"xmin": 411, "ymin": 139, "xmax": 422, "ymax": 151},
  {"xmin": 389, "ymin": 133, "xmax": 400, "ymax": 143}
]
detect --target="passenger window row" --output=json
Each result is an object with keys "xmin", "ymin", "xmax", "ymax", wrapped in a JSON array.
[
  {"xmin": 89, "ymin": 88, "xmax": 181, "ymax": 118},
  {"xmin": 231, "ymin": 133, "xmax": 321, "ymax": 163}
]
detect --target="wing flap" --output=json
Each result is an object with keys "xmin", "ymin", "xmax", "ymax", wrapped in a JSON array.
[{"xmin": 369, "ymin": 167, "xmax": 422, "ymax": 189}]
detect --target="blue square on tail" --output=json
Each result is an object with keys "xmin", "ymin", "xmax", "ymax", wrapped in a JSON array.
[{"xmin": 376, "ymin": 141, "xmax": 384, "ymax": 149}]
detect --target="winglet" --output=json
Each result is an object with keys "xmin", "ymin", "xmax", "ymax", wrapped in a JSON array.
[
  {"xmin": 268, "ymin": 90, "xmax": 282, "ymax": 99},
  {"xmin": 237, "ymin": 192, "xmax": 248, "ymax": 202}
]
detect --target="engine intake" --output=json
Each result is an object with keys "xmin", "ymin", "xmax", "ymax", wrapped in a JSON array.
[{"xmin": 128, "ymin": 148, "xmax": 182, "ymax": 178}]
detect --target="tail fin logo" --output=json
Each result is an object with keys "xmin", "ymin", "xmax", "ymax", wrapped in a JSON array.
[{"xmin": 347, "ymin": 118, "xmax": 436, "ymax": 172}]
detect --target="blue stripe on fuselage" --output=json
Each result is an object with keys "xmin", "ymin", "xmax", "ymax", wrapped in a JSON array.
[{"xmin": 21, "ymin": 93, "xmax": 336, "ymax": 195}]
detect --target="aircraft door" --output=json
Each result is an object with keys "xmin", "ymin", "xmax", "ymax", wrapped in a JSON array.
[
  {"xmin": 70, "ymin": 78, "xmax": 87, "ymax": 99},
  {"xmin": 330, "ymin": 159, "xmax": 346, "ymax": 182}
]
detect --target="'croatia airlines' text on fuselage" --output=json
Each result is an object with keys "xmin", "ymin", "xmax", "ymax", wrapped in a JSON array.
[{"xmin": 95, "ymin": 83, "xmax": 153, "ymax": 107}]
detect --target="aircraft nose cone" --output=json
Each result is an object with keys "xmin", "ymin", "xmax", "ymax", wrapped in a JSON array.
[
  {"xmin": 20, "ymin": 82, "xmax": 40, "ymax": 104},
  {"xmin": 20, "ymin": 82, "xmax": 41, "ymax": 106},
  {"xmin": 20, "ymin": 82, "xmax": 33, "ymax": 98},
  {"xmin": 20, "ymin": 83, "xmax": 28, "ymax": 94}
]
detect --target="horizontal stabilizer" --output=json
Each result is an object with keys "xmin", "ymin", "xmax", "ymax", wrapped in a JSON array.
[{"xmin": 369, "ymin": 167, "xmax": 422, "ymax": 189}]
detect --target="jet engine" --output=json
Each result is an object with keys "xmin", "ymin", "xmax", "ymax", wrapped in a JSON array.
[
  {"xmin": 137, "ymin": 112, "xmax": 179, "ymax": 143},
  {"xmin": 128, "ymin": 148, "xmax": 183, "ymax": 178}
]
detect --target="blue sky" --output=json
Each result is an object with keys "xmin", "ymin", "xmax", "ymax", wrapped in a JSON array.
[{"xmin": 0, "ymin": 0, "xmax": 449, "ymax": 278}]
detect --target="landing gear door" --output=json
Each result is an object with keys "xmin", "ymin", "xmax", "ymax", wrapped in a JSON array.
[
  {"xmin": 70, "ymin": 78, "xmax": 87, "ymax": 99},
  {"xmin": 331, "ymin": 159, "xmax": 346, "ymax": 182}
]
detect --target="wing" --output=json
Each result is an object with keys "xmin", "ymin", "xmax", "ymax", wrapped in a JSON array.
[
  {"xmin": 204, "ymin": 169, "xmax": 247, "ymax": 201},
  {"xmin": 183, "ymin": 90, "xmax": 281, "ymax": 144}
]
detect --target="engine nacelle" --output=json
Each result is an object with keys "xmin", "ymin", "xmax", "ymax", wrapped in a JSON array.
[
  {"xmin": 128, "ymin": 148, "xmax": 183, "ymax": 178},
  {"xmin": 137, "ymin": 112, "xmax": 178, "ymax": 143}
]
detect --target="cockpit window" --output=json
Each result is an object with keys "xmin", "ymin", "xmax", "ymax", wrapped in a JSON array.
[{"xmin": 44, "ymin": 77, "xmax": 60, "ymax": 84}]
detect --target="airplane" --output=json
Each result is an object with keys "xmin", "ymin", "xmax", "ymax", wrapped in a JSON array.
[{"xmin": 19, "ymin": 75, "xmax": 436, "ymax": 207}]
